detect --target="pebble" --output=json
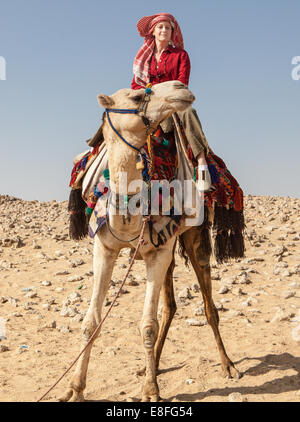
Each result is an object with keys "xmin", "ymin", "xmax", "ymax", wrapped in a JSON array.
[
  {"xmin": 228, "ymin": 392, "xmax": 246, "ymax": 402},
  {"xmin": 291, "ymin": 325, "xmax": 300, "ymax": 342},
  {"xmin": 237, "ymin": 274, "xmax": 252, "ymax": 285},
  {"xmin": 55, "ymin": 270, "xmax": 70, "ymax": 276},
  {"xmin": 192, "ymin": 283, "xmax": 200, "ymax": 293},
  {"xmin": 25, "ymin": 291, "xmax": 37, "ymax": 298},
  {"xmin": 186, "ymin": 379, "xmax": 195, "ymax": 385},
  {"xmin": 178, "ymin": 287, "xmax": 193, "ymax": 300},
  {"xmin": 218, "ymin": 286, "xmax": 229, "ymax": 294},
  {"xmin": 42, "ymin": 321, "xmax": 56, "ymax": 329},
  {"xmin": 58, "ymin": 325, "xmax": 72, "ymax": 333},
  {"xmin": 70, "ymin": 259, "xmax": 85, "ymax": 268},
  {"xmin": 72, "ymin": 313, "xmax": 84, "ymax": 323},
  {"xmin": 68, "ymin": 292, "xmax": 82, "ymax": 304},
  {"xmin": 128, "ymin": 280, "xmax": 139, "ymax": 286},
  {"xmin": 282, "ymin": 290, "xmax": 296, "ymax": 299},
  {"xmin": 10, "ymin": 312, "xmax": 23, "ymax": 317},
  {"xmin": 271, "ymin": 309, "xmax": 295, "ymax": 323},
  {"xmin": 60, "ymin": 306, "xmax": 79, "ymax": 317},
  {"xmin": 0, "ymin": 345, "xmax": 9, "ymax": 352},
  {"xmin": 41, "ymin": 281, "xmax": 52, "ymax": 286},
  {"xmin": 185, "ymin": 318, "xmax": 207, "ymax": 327},
  {"xmin": 67, "ymin": 275, "xmax": 84, "ymax": 283},
  {"xmin": 8, "ymin": 297, "xmax": 19, "ymax": 307},
  {"xmin": 193, "ymin": 306, "xmax": 205, "ymax": 316}
]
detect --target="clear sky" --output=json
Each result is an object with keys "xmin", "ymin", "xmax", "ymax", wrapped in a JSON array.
[{"xmin": 0, "ymin": 0, "xmax": 299, "ymax": 201}]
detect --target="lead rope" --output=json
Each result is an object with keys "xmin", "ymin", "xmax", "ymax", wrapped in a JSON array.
[
  {"xmin": 37, "ymin": 215, "xmax": 150, "ymax": 402},
  {"xmin": 147, "ymin": 134, "xmax": 155, "ymax": 179}
]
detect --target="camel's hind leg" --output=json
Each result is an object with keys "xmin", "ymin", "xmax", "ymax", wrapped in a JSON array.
[
  {"xmin": 58, "ymin": 235, "xmax": 119, "ymax": 402},
  {"xmin": 180, "ymin": 227, "xmax": 241, "ymax": 379}
]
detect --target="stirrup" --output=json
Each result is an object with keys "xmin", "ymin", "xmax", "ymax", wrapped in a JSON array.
[{"xmin": 197, "ymin": 165, "xmax": 211, "ymax": 191}]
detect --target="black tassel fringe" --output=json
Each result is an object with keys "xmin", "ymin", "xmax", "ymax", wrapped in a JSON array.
[{"xmin": 68, "ymin": 188, "xmax": 88, "ymax": 240}]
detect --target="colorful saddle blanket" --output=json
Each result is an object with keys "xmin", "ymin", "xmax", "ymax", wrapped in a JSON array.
[{"xmin": 69, "ymin": 117, "xmax": 245, "ymax": 262}]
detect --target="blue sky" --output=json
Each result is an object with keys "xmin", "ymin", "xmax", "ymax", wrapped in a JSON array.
[{"xmin": 0, "ymin": 0, "xmax": 299, "ymax": 201}]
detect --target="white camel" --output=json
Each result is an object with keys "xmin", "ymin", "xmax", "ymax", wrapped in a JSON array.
[{"xmin": 60, "ymin": 81, "xmax": 240, "ymax": 402}]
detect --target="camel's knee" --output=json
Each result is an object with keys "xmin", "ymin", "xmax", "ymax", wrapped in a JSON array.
[
  {"xmin": 141, "ymin": 320, "xmax": 159, "ymax": 349},
  {"xmin": 81, "ymin": 314, "xmax": 100, "ymax": 342},
  {"xmin": 204, "ymin": 302, "xmax": 219, "ymax": 326}
]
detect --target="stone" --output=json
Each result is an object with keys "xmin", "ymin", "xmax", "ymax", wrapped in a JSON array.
[
  {"xmin": 228, "ymin": 392, "xmax": 246, "ymax": 402},
  {"xmin": 178, "ymin": 287, "xmax": 193, "ymax": 300},
  {"xmin": 55, "ymin": 270, "xmax": 70, "ymax": 276},
  {"xmin": 192, "ymin": 283, "xmax": 200, "ymax": 293},
  {"xmin": 218, "ymin": 286, "xmax": 229, "ymax": 294},
  {"xmin": 58, "ymin": 326, "xmax": 72, "ymax": 333},
  {"xmin": 69, "ymin": 292, "xmax": 82, "ymax": 304},
  {"xmin": 282, "ymin": 290, "xmax": 296, "ymax": 299},
  {"xmin": 271, "ymin": 309, "xmax": 295, "ymax": 323},
  {"xmin": 185, "ymin": 318, "xmax": 207, "ymax": 327},
  {"xmin": 0, "ymin": 345, "xmax": 9, "ymax": 352},
  {"xmin": 70, "ymin": 259, "xmax": 85, "ymax": 268},
  {"xmin": 8, "ymin": 297, "xmax": 19, "ymax": 307},
  {"xmin": 193, "ymin": 306, "xmax": 205, "ymax": 316},
  {"xmin": 67, "ymin": 275, "xmax": 83, "ymax": 283}
]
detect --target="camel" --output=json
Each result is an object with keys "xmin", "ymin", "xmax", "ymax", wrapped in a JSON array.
[{"xmin": 59, "ymin": 81, "xmax": 241, "ymax": 402}]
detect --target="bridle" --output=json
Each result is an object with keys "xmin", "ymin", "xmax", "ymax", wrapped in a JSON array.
[
  {"xmin": 105, "ymin": 85, "xmax": 154, "ymax": 150},
  {"xmin": 103, "ymin": 85, "xmax": 154, "ymax": 242}
]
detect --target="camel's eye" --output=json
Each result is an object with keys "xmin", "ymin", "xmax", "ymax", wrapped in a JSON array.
[{"xmin": 131, "ymin": 95, "xmax": 143, "ymax": 103}]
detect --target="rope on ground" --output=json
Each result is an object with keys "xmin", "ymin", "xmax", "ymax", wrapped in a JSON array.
[{"xmin": 37, "ymin": 215, "xmax": 150, "ymax": 402}]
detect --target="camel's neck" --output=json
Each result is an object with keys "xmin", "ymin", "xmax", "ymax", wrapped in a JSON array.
[
  {"xmin": 106, "ymin": 131, "xmax": 146, "ymax": 235},
  {"xmin": 108, "ymin": 140, "xmax": 143, "ymax": 194}
]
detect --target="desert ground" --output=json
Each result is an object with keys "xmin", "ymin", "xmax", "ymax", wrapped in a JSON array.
[{"xmin": 0, "ymin": 193, "xmax": 299, "ymax": 402}]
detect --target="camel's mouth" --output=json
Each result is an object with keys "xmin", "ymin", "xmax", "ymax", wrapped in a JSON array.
[
  {"xmin": 166, "ymin": 97, "xmax": 195, "ymax": 110},
  {"xmin": 166, "ymin": 96, "xmax": 195, "ymax": 105}
]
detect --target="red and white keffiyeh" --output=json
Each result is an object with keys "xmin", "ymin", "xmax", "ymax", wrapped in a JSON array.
[{"xmin": 133, "ymin": 13, "xmax": 184, "ymax": 87}]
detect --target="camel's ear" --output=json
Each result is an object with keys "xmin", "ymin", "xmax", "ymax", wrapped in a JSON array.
[{"xmin": 97, "ymin": 94, "xmax": 115, "ymax": 108}]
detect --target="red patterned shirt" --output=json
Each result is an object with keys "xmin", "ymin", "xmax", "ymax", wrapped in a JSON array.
[{"xmin": 131, "ymin": 45, "xmax": 191, "ymax": 89}]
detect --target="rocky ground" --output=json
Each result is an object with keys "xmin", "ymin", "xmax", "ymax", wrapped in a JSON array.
[{"xmin": 0, "ymin": 193, "xmax": 300, "ymax": 402}]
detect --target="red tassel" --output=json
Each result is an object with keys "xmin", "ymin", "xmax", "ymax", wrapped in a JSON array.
[
  {"xmin": 233, "ymin": 186, "xmax": 243, "ymax": 211},
  {"xmin": 216, "ymin": 184, "xmax": 227, "ymax": 206}
]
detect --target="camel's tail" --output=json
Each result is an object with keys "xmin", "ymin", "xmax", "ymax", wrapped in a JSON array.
[
  {"xmin": 68, "ymin": 188, "xmax": 89, "ymax": 240},
  {"xmin": 178, "ymin": 205, "xmax": 245, "ymax": 266}
]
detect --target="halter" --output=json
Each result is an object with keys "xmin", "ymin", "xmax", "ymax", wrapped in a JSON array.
[
  {"xmin": 103, "ymin": 84, "xmax": 153, "ymax": 242},
  {"xmin": 105, "ymin": 83, "xmax": 153, "ymax": 154}
]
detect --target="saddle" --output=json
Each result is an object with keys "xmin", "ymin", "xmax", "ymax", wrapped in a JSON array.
[{"xmin": 68, "ymin": 114, "xmax": 246, "ymax": 263}]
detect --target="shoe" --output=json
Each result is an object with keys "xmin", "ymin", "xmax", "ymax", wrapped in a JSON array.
[{"xmin": 197, "ymin": 165, "xmax": 211, "ymax": 191}]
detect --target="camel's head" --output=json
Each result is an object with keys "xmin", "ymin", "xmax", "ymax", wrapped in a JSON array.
[{"xmin": 97, "ymin": 81, "xmax": 195, "ymax": 146}]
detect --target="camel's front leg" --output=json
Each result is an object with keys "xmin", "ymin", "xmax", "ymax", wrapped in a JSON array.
[
  {"xmin": 59, "ymin": 235, "xmax": 119, "ymax": 402},
  {"xmin": 140, "ymin": 246, "xmax": 174, "ymax": 402}
]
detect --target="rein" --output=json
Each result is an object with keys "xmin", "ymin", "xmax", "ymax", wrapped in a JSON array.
[
  {"xmin": 104, "ymin": 83, "xmax": 153, "ymax": 153},
  {"xmin": 103, "ymin": 85, "xmax": 154, "ymax": 242}
]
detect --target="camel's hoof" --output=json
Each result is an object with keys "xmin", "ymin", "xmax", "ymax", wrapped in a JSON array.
[
  {"xmin": 58, "ymin": 388, "xmax": 85, "ymax": 402},
  {"xmin": 222, "ymin": 363, "xmax": 242, "ymax": 380},
  {"xmin": 141, "ymin": 381, "xmax": 160, "ymax": 402}
]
